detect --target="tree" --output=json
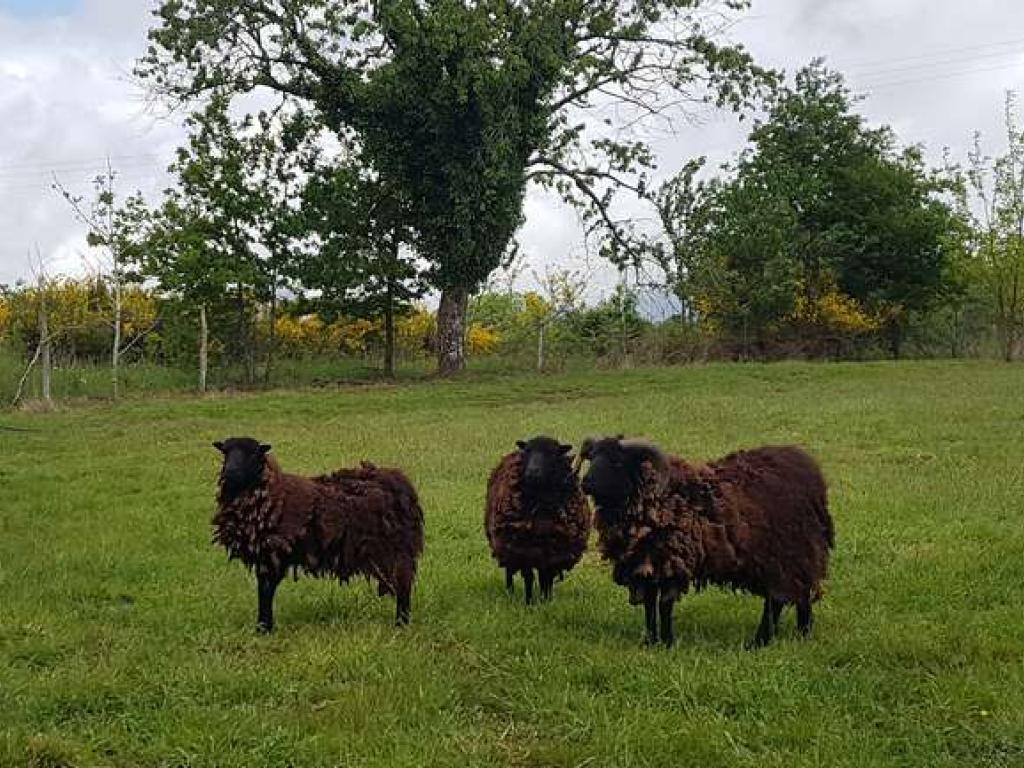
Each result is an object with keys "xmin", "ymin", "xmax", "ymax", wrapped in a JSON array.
[
  {"xmin": 53, "ymin": 163, "xmax": 152, "ymax": 398},
  {"xmin": 297, "ymin": 157, "xmax": 422, "ymax": 378},
  {"xmin": 138, "ymin": 0, "xmax": 772, "ymax": 375},
  {"xmin": 963, "ymin": 93, "xmax": 1024, "ymax": 362},
  {"xmin": 146, "ymin": 97, "xmax": 307, "ymax": 387},
  {"xmin": 655, "ymin": 61, "xmax": 957, "ymax": 357},
  {"xmin": 651, "ymin": 157, "xmax": 712, "ymax": 320},
  {"xmin": 528, "ymin": 265, "xmax": 588, "ymax": 372}
]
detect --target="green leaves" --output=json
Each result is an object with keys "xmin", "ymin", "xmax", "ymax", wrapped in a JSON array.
[
  {"xmin": 656, "ymin": 61, "xmax": 959, "ymax": 354},
  {"xmin": 138, "ymin": 0, "xmax": 774, "ymax": 371}
]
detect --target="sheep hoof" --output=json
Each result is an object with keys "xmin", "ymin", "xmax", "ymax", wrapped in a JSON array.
[{"xmin": 256, "ymin": 622, "xmax": 274, "ymax": 635}]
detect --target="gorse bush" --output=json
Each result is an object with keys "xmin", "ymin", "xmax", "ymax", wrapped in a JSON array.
[{"xmin": 0, "ymin": 278, "xmax": 159, "ymax": 363}]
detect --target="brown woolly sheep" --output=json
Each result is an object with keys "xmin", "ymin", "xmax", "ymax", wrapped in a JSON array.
[
  {"xmin": 212, "ymin": 437, "xmax": 424, "ymax": 631},
  {"xmin": 485, "ymin": 436, "xmax": 591, "ymax": 604},
  {"xmin": 579, "ymin": 437, "xmax": 833, "ymax": 648}
]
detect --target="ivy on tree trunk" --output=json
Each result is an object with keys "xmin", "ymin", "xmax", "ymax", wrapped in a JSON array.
[{"xmin": 437, "ymin": 288, "xmax": 469, "ymax": 376}]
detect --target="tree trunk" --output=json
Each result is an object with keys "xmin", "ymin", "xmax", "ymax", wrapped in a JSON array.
[
  {"xmin": 198, "ymin": 303, "xmax": 208, "ymax": 394},
  {"xmin": 741, "ymin": 314, "xmax": 749, "ymax": 362},
  {"xmin": 384, "ymin": 276, "xmax": 396, "ymax": 379},
  {"xmin": 111, "ymin": 278, "xmax": 121, "ymax": 400},
  {"xmin": 38, "ymin": 279, "xmax": 51, "ymax": 404},
  {"xmin": 236, "ymin": 283, "xmax": 253, "ymax": 385},
  {"xmin": 889, "ymin": 319, "xmax": 903, "ymax": 360},
  {"xmin": 950, "ymin": 308, "xmax": 961, "ymax": 359},
  {"xmin": 537, "ymin": 321, "xmax": 546, "ymax": 373},
  {"xmin": 437, "ymin": 286, "xmax": 469, "ymax": 376},
  {"xmin": 265, "ymin": 277, "xmax": 278, "ymax": 386}
]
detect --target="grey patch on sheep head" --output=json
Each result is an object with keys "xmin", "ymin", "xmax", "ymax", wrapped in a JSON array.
[
  {"xmin": 214, "ymin": 437, "xmax": 272, "ymax": 498},
  {"xmin": 579, "ymin": 435, "xmax": 671, "ymax": 506}
]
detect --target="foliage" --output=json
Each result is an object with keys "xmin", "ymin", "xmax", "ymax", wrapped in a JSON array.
[
  {"xmin": 396, "ymin": 307, "xmax": 437, "ymax": 356},
  {"xmin": 790, "ymin": 282, "xmax": 880, "ymax": 336},
  {"xmin": 960, "ymin": 92, "xmax": 1024, "ymax": 361},
  {"xmin": 655, "ymin": 61, "xmax": 960, "ymax": 357},
  {"xmin": 138, "ymin": 0, "xmax": 775, "ymax": 372},
  {"xmin": 466, "ymin": 323, "xmax": 501, "ymax": 356},
  {"xmin": 1, "ymin": 278, "xmax": 158, "ymax": 363}
]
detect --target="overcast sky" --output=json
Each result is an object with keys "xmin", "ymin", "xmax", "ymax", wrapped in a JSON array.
[{"xmin": 1, "ymin": 0, "xmax": 1023, "ymax": 301}]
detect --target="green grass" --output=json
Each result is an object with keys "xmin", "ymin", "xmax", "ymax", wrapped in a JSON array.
[{"xmin": 1, "ymin": 361, "xmax": 1022, "ymax": 767}]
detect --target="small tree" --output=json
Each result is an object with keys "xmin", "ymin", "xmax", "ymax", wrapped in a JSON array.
[
  {"xmin": 147, "ymin": 98, "xmax": 308, "ymax": 387},
  {"xmin": 529, "ymin": 265, "xmax": 588, "ymax": 373},
  {"xmin": 298, "ymin": 158, "xmax": 422, "ymax": 378},
  {"xmin": 53, "ymin": 163, "xmax": 150, "ymax": 399},
  {"xmin": 965, "ymin": 93, "xmax": 1024, "ymax": 361}
]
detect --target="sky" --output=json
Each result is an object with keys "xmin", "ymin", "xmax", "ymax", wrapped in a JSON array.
[{"xmin": 1, "ymin": 0, "xmax": 1023, "ymax": 303}]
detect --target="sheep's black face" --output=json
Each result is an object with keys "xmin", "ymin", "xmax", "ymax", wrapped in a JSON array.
[
  {"xmin": 580, "ymin": 438, "xmax": 636, "ymax": 513},
  {"xmin": 214, "ymin": 437, "xmax": 272, "ymax": 499},
  {"xmin": 516, "ymin": 436, "xmax": 574, "ymax": 494}
]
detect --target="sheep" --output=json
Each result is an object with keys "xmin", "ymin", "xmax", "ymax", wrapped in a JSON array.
[
  {"xmin": 212, "ymin": 437, "xmax": 424, "ymax": 631},
  {"xmin": 578, "ymin": 436, "xmax": 833, "ymax": 648},
  {"xmin": 484, "ymin": 436, "xmax": 591, "ymax": 604}
]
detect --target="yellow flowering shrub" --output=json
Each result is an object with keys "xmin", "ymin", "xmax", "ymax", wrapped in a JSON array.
[
  {"xmin": 467, "ymin": 323, "xmax": 500, "ymax": 355},
  {"xmin": 274, "ymin": 314, "xmax": 331, "ymax": 356},
  {"xmin": 396, "ymin": 307, "xmax": 436, "ymax": 354},
  {"xmin": 0, "ymin": 297, "xmax": 12, "ymax": 339},
  {"xmin": 791, "ymin": 283, "xmax": 879, "ymax": 335},
  {"xmin": 328, "ymin": 317, "xmax": 379, "ymax": 354},
  {"xmin": 120, "ymin": 286, "xmax": 159, "ymax": 339}
]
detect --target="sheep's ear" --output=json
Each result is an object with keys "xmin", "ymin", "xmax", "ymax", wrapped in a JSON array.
[
  {"xmin": 615, "ymin": 433, "xmax": 625, "ymax": 442},
  {"xmin": 559, "ymin": 443, "xmax": 573, "ymax": 454},
  {"xmin": 515, "ymin": 440, "xmax": 527, "ymax": 451},
  {"xmin": 259, "ymin": 443, "xmax": 272, "ymax": 455},
  {"xmin": 212, "ymin": 441, "xmax": 225, "ymax": 453}
]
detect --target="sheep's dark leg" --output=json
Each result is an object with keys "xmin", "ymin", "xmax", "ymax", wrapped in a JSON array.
[
  {"xmin": 256, "ymin": 572, "xmax": 282, "ymax": 634},
  {"xmin": 539, "ymin": 569, "xmax": 554, "ymax": 601},
  {"xmin": 395, "ymin": 563, "xmax": 415, "ymax": 626},
  {"xmin": 395, "ymin": 587, "xmax": 412, "ymax": 627},
  {"xmin": 643, "ymin": 587, "xmax": 659, "ymax": 646},
  {"xmin": 505, "ymin": 568, "xmax": 515, "ymax": 595},
  {"xmin": 659, "ymin": 595, "xmax": 676, "ymax": 648},
  {"xmin": 796, "ymin": 594, "xmax": 813, "ymax": 637},
  {"xmin": 751, "ymin": 597, "xmax": 782, "ymax": 648},
  {"xmin": 522, "ymin": 569, "xmax": 535, "ymax": 605}
]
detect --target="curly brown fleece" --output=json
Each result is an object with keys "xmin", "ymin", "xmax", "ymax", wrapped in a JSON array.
[
  {"xmin": 485, "ymin": 451, "xmax": 591, "ymax": 597},
  {"xmin": 584, "ymin": 438, "xmax": 833, "ymax": 646},
  {"xmin": 213, "ymin": 455, "xmax": 424, "ymax": 626},
  {"xmin": 596, "ymin": 446, "xmax": 832, "ymax": 604}
]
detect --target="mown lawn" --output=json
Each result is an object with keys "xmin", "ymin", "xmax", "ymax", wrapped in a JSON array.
[{"xmin": 1, "ymin": 361, "xmax": 1022, "ymax": 767}]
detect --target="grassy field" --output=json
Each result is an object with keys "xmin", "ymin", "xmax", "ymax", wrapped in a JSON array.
[{"xmin": 1, "ymin": 361, "xmax": 1022, "ymax": 767}]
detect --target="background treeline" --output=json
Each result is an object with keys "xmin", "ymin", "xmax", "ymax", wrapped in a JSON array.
[{"xmin": 5, "ymin": 57, "xmax": 1024, "ymax": 404}]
